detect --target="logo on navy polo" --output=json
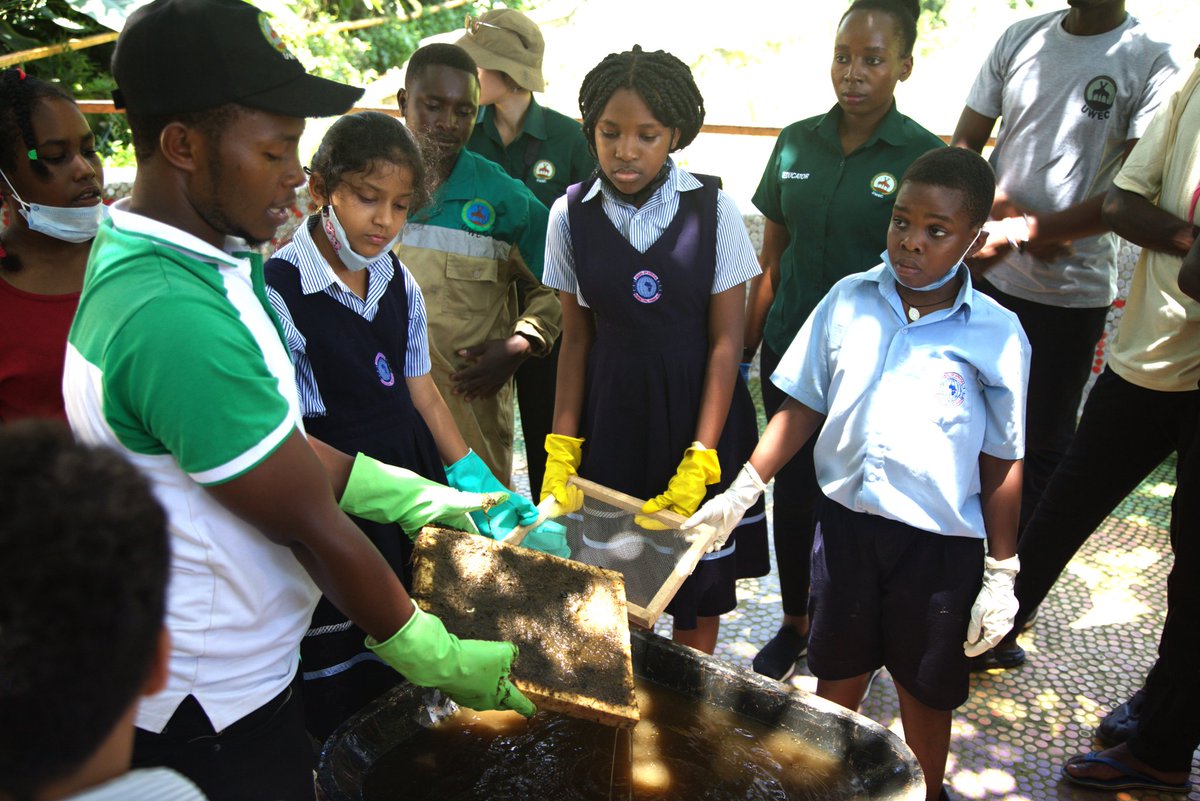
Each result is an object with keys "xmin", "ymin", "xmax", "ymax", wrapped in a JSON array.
[
  {"xmin": 870, "ymin": 172, "xmax": 897, "ymax": 197},
  {"xmin": 1082, "ymin": 76, "xmax": 1116, "ymax": 120},
  {"xmin": 375, "ymin": 353, "xmax": 395, "ymax": 387},
  {"xmin": 461, "ymin": 199, "xmax": 495, "ymax": 233},
  {"xmin": 532, "ymin": 159, "xmax": 556, "ymax": 183},
  {"xmin": 939, "ymin": 371, "xmax": 966, "ymax": 407},
  {"xmin": 632, "ymin": 270, "xmax": 662, "ymax": 304}
]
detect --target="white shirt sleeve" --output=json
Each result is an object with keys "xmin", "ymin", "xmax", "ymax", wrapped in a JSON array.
[
  {"xmin": 978, "ymin": 316, "xmax": 1031, "ymax": 461},
  {"xmin": 712, "ymin": 189, "xmax": 762, "ymax": 294},
  {"xmin": 1128, "ymin": 49, "xmax": 1183, "ymax": 140},
  {"xmin": 399, "ymin": 263, "xmax": 432, "ymax": 378},
  {"xmin": 542, "ymin": 194, "xmax": 586, "ymax": 306},
  {"xmin": 768, "ymin": 293, "xmax": 834, "ymax": 415},
  {"xmin": 265, "ymin": 284, "xmax": 325, "ymax": 417},
  {"xmin": 963, "ymin": 32, "xmax": 1009, "ymax": 119}
]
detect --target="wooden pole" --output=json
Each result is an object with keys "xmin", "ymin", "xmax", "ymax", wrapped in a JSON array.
[
  {"xmin": 72, "ymin": 101, "xmax": 981, "ymax": 146},
  {"xmin": 1, "ymin": 0, "xmax": 471, "ymax": 67},
  {"xmin": 0, "ymin": 32, "xmax": 118, "ymax": 69}
]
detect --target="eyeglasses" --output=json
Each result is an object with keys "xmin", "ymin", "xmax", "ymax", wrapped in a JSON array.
[{"xmin": 463, "ymin": 14, "xmax": 529, "ymax": 49}]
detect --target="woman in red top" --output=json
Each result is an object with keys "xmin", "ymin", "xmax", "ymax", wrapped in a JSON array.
[{"xmin": 0, "ymin": 68, "xmax": 104, "ymax": 421}]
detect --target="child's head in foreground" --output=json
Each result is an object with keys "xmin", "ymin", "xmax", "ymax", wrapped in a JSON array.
[
  {"xmin": 887, "ymin": 147, "xmax": 995, "ymax": 290},
  {"xmin": 577, "ymin": 46, "xmax": 705, "ymax": 198},
  {"xmin": 0, "ymin": 422, "xmax": 169, "ymax": 801}
]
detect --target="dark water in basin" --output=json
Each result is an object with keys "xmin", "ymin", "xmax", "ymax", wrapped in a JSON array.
[{"xmin": 363, "ymin": 680, "xmax": 862, "ymax": 801}]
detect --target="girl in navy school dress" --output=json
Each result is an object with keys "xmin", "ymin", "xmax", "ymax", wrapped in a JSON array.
[
  {"xmin": 264, "ymin": 112, "xmax": 549, "ymax": 739},
  {"xmin": 541, "ymin": 47, "xmax": 768, "ymax": 654}
]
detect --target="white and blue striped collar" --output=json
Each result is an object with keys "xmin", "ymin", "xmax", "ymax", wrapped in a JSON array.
[
  {"xmin": 286, "ymin": 216, "xmax": 396, "ymax": 303},
  {"xmin": 580, "ymin": 160, "xmax": 700, "ymax": 206}
]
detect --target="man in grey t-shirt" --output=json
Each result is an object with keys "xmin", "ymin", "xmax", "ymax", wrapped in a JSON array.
[{"xmin": 951, "ymin": 1, "xmax": 1177, "ymax": 580}]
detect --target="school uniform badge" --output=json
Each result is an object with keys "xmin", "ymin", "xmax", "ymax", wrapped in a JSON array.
[
  {"xmin": 462, "ymin": 199, "xmax": 496, "ymax": 233},
  {"xmin": 632, "ymin": 270, "xmax": 662, "ymax": 304},
  {"xmin": 870, "ymin": 172, "xmax": 897, "ymax": 197},
  {"xmin": 938, "ymin": 371, "xmax": 966, "ymax": 407},
  {"xmin": 532, "ymin": 160, "xmax": 556, "ymax": 183},
  {"xmin": 375, "ymin": 353, "xmax": 396, "ymax": 387}
]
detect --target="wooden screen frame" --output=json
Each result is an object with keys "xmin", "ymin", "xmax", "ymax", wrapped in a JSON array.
[{"xmin": 506, "ymin": 477, "xmax": 720, "ymax": 628}]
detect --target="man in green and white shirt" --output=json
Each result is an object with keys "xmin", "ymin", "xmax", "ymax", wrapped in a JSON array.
[
  {"xmin": 66, "ymin": 204, "xmax": 320, "ymax": 735},
  {"xmin": 65, "ymin": 1, "xmax": 533, "ymax": 799}
]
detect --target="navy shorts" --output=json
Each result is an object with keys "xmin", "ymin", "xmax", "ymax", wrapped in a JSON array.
[
  {"xmin": 666, "ymin": 550, "xmax": 737, "ymax": 630},
  {"xmin": 806, "ymin": 498, "xmax": 985, "ymax": 710}
]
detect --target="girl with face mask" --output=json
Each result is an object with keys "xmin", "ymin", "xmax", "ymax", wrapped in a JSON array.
[
  {"xmin": 0, "ymin": 68, "xmax": 106, "ymax": 422},
  {"xmin": 264, "ymin": 112, "xmax": 560, "ymax": 741}
]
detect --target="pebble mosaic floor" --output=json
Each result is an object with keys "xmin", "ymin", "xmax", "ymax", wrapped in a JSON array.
[{"xmin": 510, "ymin": 372, "xmax": 1197, "ymax": 801}]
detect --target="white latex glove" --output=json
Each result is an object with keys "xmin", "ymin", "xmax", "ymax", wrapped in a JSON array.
[
  {"xmin": 963, "ymin": 554, "xmax": 1021, "ymax": 657},
  {"xmin": 680, "ymin": 462, "xmax": 767, "ymax": 553},
  {"xmin": 986, "ymin": 215, "xmax": 1032, "ymax": 251}
]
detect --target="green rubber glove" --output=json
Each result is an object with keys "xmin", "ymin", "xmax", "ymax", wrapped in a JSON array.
[
  {"xmin": 542, "ymin": 434, "xmax": 584, "ymax": 514},
  {"xmin": 444, "ymin": 449, "xmax": 539, "ymax": 538},
  {"xmin": 367, "ymin": 602, "xmax": 536, "ymax": 717},
  {"xmin": 637, "ymin": 442, "xmax": 721, "ymax": 530},
  {"xmin": 340, "ymin": 453, "xmax": 506, "ymax": 537}
]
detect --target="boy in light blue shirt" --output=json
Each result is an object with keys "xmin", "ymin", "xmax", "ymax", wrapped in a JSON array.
[{"xmin": 687, "ymin": 147, "xmax": 1029, "ymax": 801}]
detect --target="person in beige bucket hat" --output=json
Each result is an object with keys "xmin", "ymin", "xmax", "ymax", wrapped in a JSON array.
[
  {"xmin": 458, "ymin": 8, "xmax": 546, "ymax": 92},
  {"xmin": 457, "ymin": 8, "xmax": 594, "ymax": 502}
]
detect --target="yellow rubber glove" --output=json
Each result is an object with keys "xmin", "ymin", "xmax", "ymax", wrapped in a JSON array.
[
  {"xmin": 637, "ymin": 442, "xmax": 720, "ymax": 530},
  {"xmin": 541, "ymin": 434, "xmax": 585, "ymax": 514}
]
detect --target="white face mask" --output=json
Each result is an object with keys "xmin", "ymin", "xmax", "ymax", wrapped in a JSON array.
[
  {"xmin": 0, "ymin": 168, "xmax": 106, "ymax": 244},
  {"xmin": 320, "ymin": 203, "xmax": 402, "ymax": 272},
  {"xmin": 880, "ymin": 235, "xmax": 978, "ymax": 293}
]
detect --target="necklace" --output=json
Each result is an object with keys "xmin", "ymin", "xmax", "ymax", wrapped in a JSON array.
[{"xmin": 903, "ymin": 294, "xmax": 955, "ymax": 322}]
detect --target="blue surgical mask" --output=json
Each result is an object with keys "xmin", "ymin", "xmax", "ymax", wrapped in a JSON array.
[
  {"xmin": 880, "ymin": 235, "xmax": 978, "ymax": 293},
  {"xmin": 320, "ymin": 203, "xmax": 401, "ymax": 272},
  {"xmin": 0, "ymin": 168, "xmax": 106, "ymax": 244}
]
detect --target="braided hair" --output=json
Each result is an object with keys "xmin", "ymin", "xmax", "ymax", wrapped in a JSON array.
[
  {"xmin": 0, "ymin": 68, "xmax": 73, "ymax": 177},
  {"xmin": 0, "ymin": 69, "xmax": 75, "ymax": 271},
  {"xmin": 578, "ymin": 46, "xmax": 705, "ymax": 154},
  {"xmin": 841, "ymin": 0, "xmax": 921, "ymax": 57}
]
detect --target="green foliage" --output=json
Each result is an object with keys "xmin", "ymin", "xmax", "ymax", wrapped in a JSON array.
[
  {"xmin": 0, "ymin": 0, "xmax": 129, "ymax": 164},
  {"xmin": 352, "ymin": 0, "xmax": 533, "ymax": 77},
  {"xmin": 920, "ymin": 0, "xmax": 946, "ymax": 22},
  {"xmin": 1, "ymin": 0, "xmax": 101, "ymax": 53},
  {"xmin": 356, "ymin": 5, "xmax": 466, "ymax": 76},
  {"xmin": 919, "ymin": 0, "xmax": 948, "ymax": 35},
  {"xmin": 2, "ymin": 0, "xmax": 486, "ymax": 166}
]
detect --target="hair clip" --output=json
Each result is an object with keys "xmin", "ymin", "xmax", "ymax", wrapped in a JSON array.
[{"xmin": 16, "ymin": 69, "xmax": 26, "ymax": 81}]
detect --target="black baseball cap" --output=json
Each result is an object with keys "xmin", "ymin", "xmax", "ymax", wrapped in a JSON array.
[{"xmin": 111, "ymin": 0, "xmax": 363, "ymax": 117}]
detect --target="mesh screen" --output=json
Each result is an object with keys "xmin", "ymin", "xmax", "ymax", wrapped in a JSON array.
[{"xmin": 556, "ymin": 495, "xmax": 699, "ymax": 625}]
